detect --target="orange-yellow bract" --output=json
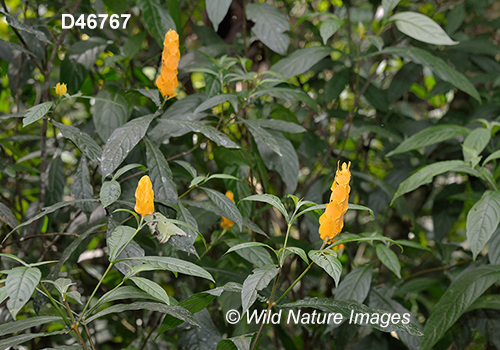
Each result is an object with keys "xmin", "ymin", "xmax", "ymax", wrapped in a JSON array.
[
  {"xmin": 319, "ymin": 162, "xmax": 351, "ymax": 242},
  {"xmin": 55, "ymin": 82, "xmax": 67, "ymax": 96},
  {"xmin": 221, "ymin": 191, "xmax": 235, "ymax": 230},
  {"xmin": 156, "ymin": 29, "xmax": 180, "ymax": 99},
  {"xmin": 135, "ymin": 175, "xmax": 154, "ymax": 217}
]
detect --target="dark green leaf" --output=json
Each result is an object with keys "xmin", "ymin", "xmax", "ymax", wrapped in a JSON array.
[
  {"xmin": 52, "ymin": 121, "xmax": 102, "ymax": 163},
  {"xmin": 241, "ymin": 264, "xmax": 279, "ymax": 315},
  {"xmin": 241, "ymin": 194, "xmax": 289, "ymax": 222},
  {"xmin": 375, "ymin": 244, "xmax": 401, "ymax": 278},
  {"xmin": 194, "ymin": 93, "xmax": 238, "ymax": 114},
  {"xmin": 72, "ymin": 157, "xmax": 94, "ymax": 218},
  {"xmin": 335, "ymin": 265, "xmax": 373, "ymax": 303},
  {"xmin": 246, "ymin": 3, "xmax": 289, "ymax": 55},
  {"xmin": 320, "ymin": 18, "xmax": 342, "ymax": 45},
  {"xmin": 137, "ymin": 0, "xmax": 176, "ymax": 46},
  {"xmin": 22, "ymin": 102, "xmax": 53, "ymax": 127},
  {"xmin": 309, "ymin": 250, "xmax": 342, "ymax": 286},
  {"xmin": 100, "ymin": 180, "xmax": 121, "ymax": 208},
  {"xmin": 108, "ymin": 225, "xmax": 136, "ymax": 262},
  {"xmin": 0, "ymin": 316, "xmax": 63, "ymax": 337},
  {"xmin": 270, "ymin": 47, "xmax": 333, "ymax": 79},
  {"xmin": 101, "ymin": 114, "xmax": 156, "ymax": 177},
  {"xmin": 0, "ymin": 201, "xmax": 18, "ymax": 229},
  {"xmin": 130, "ymin": 276, "xmax": 170, "ymax": 305},
  {"xmin": 93, "ymin": 85, "xmax": 131, "ymax": 142},
  {"xmin": 202, "ymin": 187, "xmax": 243, "ymax": 230},
  {"xmin": 144, "ymin": 137, "xmax": 178, "ymax": 204}
]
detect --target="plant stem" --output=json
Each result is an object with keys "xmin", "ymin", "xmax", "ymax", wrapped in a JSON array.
[
  {"xmin": 276, "ymin": 261, "xmax": 314, "ymax": 304},
  {"xmin": 39, "ymin": 283, "xmax": 70, "ymax": 327},
  {"xmin": 80, "ymin": 262, "xmax": 114, "ymax": 320},
  {"xmin": 83, "ymin": 324, "xmax": 97, "ymax": 350},
  {"xmin": 62, "ymin": 296, "xmax": 88, "ymax": 350}
]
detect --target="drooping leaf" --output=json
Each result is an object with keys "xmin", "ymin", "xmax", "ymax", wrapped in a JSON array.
[
  {"xmin": 137, "ymin": 0, "xmax": 176, "ymax": 46},
  {"xmin": 320, "ymin": 18, "xmax": 342, "ymax": 45},
  {"xmin": 0, "ymin": 316, "xmax": 63, "ymax": 337},
  {"xmin": 226, "ymin": 240, "xmax": 274, "ymax": 267},
  {"xmin": 144, "ymin": 137, "xmax": 178, "ymax": 204},
  {"xmin": 375, "ymin": 244, "xmax": 401, "ymax": 278},
  {"xmin": 0, "ymin": 330, "xmax": 67, "ymax": 350},
  {"xmin": 22, "ymin": 102, "xmax": 53, "ymax": 127},
  {"xmin": 206, "ymin": 0, "xmax": 232, "ymax": 31},
  {"xmin": 158, "ymin": 119, "xmax": 239, "ymax": 149},
  {"xmin": 100, "ymin": 180, "xmax": 121, "ymax": 208},
  {"xmin": 101, "ymin": 114, "xmax": 156, "ymax": 178},
  {"xmin": 0, "ymin": 201, "xmax": 18, "ymax": 229},
  {"xmin": 466, "ymin": 190, "xmax": 500, "ymax": 260},
  {"xmin": 5, "ymin": 266, "xmax": 42, "ymax": 319},
  {"xmin": 202, "ymin": 187, "xmax": 243, "ymax": 230},
  {"xmin": 52, "ymin": 121, "xmax": 102, "ymax": 163},
  {"xmin": 335, "ymin": 265, "xmax": 373, "ymax": 303},
  {"xmin": 72, "ymin": 157, "xmax": 94, "ymax": 218},
  {"xmin": 241, "ymin": 194, "xmax": 289, "ymax": 222},
  {"xmin": 45, "ymin": 155, "xmax": 65, "ymax": 207},
  {"xmin": 241, "ymin": 264, "xmax": 280, "ymax": 315},
  {"xmin": 382, "ymin": 0, "xmax": 401, "ymax": 16},
  {"xmin": 309, "ymin": 250, "xmax": 342, "ymax": 286},
  {"xmin": 463, "ymin": 128, "xmax": 491, "ymax": 165},
  {"xmin": 246, "ymin": 3, "xmax": 290, "ymax": 55},
  {"xmin": 389, "ymin": 12, "xmax": 458, "ymax": 46},
  {"xmin": 420, "ymin": 265, "xmax": 500, "ymax": 350},
  {"xmin": 108, "ymin": 225, "xmax": 136, "ymax": 262},
  {"xmin": 194, "ymin": 93, "xmax": 238, "ymax": 114},
  {"xmin": 387, "ymin": 125, "xmax": 470, "ymax": 157}
]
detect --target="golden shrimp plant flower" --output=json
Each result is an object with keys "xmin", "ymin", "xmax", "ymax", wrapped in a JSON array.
[
  {"xmin": 135, "ymin": 175, "xmax": 154, "ymax": 217},
  {"xmin": 55, "ymin": 82, "xmax": 67, "ymax": 96},
  {"xmin": 319, "ymin": 162, "xmax": 351, "ymax": 242},
  {"xmin": 156, "ymin": 29, "xmax": 180, "ymax": 99},
  {"xmin": 221, "ymin": 191, "xmax": 235, "ymax": 230}
]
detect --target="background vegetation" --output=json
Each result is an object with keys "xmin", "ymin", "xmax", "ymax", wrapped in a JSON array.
[{"xmin": 1, "ymin": 0, "xmax": 500, "ymax": 349}]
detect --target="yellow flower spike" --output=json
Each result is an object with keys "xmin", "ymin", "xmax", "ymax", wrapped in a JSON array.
[
  {"xmin": 319, "ymin": 162, "xmax": 351, "ymax": 242},
  {"xmin": 156, "ymin": 29, "xmax": 180, "ymax": 100},
  {"xmin": 135, "ymin": 175, "xmax": 155, "ymax": 217},
  {"xmin": 221, "ymin": 191, "xmax": 235, "ymax": 230},
  {"xmin": 55, "ymin": 82, "xmax": 67, "ymax": 97}
]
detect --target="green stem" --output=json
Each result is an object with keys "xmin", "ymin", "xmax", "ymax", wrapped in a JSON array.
[
  {"xmin": 83, "ymin": 324, "xmax": 97, "ymax": 350},
  {"xmin": 276, "ymin": 262, "xmax": 314, "ymax": 304},
  {"xmin": 86, "ymin": 280, "xmax": 124, "ymax": 316},
  {"xmin": 39, "ymin": 282, "xmax": 70, "ymax": 327},
  {"xmin": 198, "ymin": 228, "xmax": 227, "ymax": 261}
]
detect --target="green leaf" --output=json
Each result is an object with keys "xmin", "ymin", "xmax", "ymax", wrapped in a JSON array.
[
  {"xmin": 158, "ymin": 119, "xmax": 240, "ymax": 149},
  {"xmin": 252, "ymin": 119, "xmax": 306, "ymax": 134},
  {"xmin": 463, "ymin": 128, "xmax": 491, "ymax": 165},
  {"xmin": 22, "ymin": 101, "xmax": 53, "ymax": 127},
  {"xmin": 82, "ymin": 301, "xmax": 197, "ymax": 326},
  {"xmin": 241, "ymin": 194, "xmax": 289, "ymax": 222},
  {"xmin": 375, "ymin": 244, "xmax": 401, "ymax": 278},
  {"xmin": 251, "ymin": 88, "xmax": 318, "ymax": 112},
  {"xmin": 137, "ymin": 88, "xmax": 161, "ymax": 108},
  {"xmin": 194, "ymin": 93, "xmax": 238, "ymax": 114},
  {"xmin": 0, "ymin": 316, "xmax": 63, "ymax": 337},
  {"xmin": 270, "ymin": 47, "xmax": 333, "ymax": 79},
  {"xmin": 112, "ymin": 163, "xmax": 145, "ymax": 181},
  {"xmin": 100, "ymin": 180, "xmax": 121, "ymax": 208},
  {"xmin": 241, "ymin": 264, "xmax": 280, "ymax": 315},
  {"xmin": 483, "ymin": 149, "xmax": 500, "ymax": 166},
  {"xmin": 380, "ymin": 47, "xmax": 480, "ymax": 102},
  {"xmin": 108, "ymin": 225, "xmax": 136, "ymax": 262},
  {"xmin": 51, "ymin": 121, "xmax": 102, "ymax": 163},
  {"xmin": 309, "ymin": 250, "xmax": 342, "ymax": 286},
  {"xmin": 348, "ymin": 204, "xmax": 375, "ymax": 218},
  {"xmin": 72, "ymin": 157, "xmax": 94, "ymax": 218},
  {"xmin": 0, "ymin": 253, "xmax": 28, "ymax": 267},
  {"xmin": 174, "ymin": 160, "xmax": 198, "ymax": 178},
  {"xmin": 144, "ymin": 137, "xmax": 178, "ymax": 204},
  {"xmin": 279, "ymin": 297, "xmax": 422, "ymax": 335},
  {"xmin": 226, "ymin": 240, "xmax": 274, "ymax": 267},
  {"xmin": 137, "ymin": 0, "xmax": 176, "ymax": 46},
  {"xmin": 130, "ymin": 276, "xmax": 170, "ymax": 305},
  {"xmin": 396, "ymin": 240, "xmax": 431, "ymax": 251},
  {"xmin": 121, "ymin": 256, "xmax": 215, "ymax": 282},
  {"xmin": 391, "ymin": 160, "xmax": 481, "ymax": 205},
  {"xmin": 158, "ymin": 292, "xmax": 216, "ymax": 335},
  {"xmin": 488, "ymin": 228, "xmax": 500, "ymax": 265},
  {"xmin": 5, "ymin": 266, "xmax": 41, "ymax": 318},
  {"xmin": 466, "ymin": 294, "xmax": 500, "ymax": 312},
  {"xmin": 246, "ymin": 3, "xmax": 289, "ymax": 55},
  {"xmin": 206, "ymin": 173, "xmax": 241, "ymax": 182},
  {"xmin": 101, "ymin": 114, "xmax": 156, "ymax": 178},
  {"xmin": 52, "ymin": 278, "xmax": 75, "ymax": 296},
  {"xmin": 320, "ymin": 18, "xmax": 342, "ymax": 45},
  {"xmin": 217, "ymin": 334, "xmax": 255, "ymax": 350},
  {"xmin": 171, "ymin": 201, "xmax": 199, "ymax": 256},
  {"xmin": 94, "ymin": 286, "xmax": 162, "ymax": 308},
  {"xmin": 225, "ymin": 242, "xmax": 276, "ymax": 257},
  {"xmin": 335, "ymin": 265, "xmax": 373, "ymax": 303},
  {"xmin": 420, "ymin": 265, "xmax": 500, "ymax": 350},
  {"xmin": 282, "ymin": 247, "xmax": 309, "ymax": 265},
  {"xmin": 92, "ymin": 85, "xmax": 131, "ymax": 142},
  {"xmin": 0, "ymin": 201, "xmax": 18, "ymax": 229},
  {"xmin": 0, "ymin": 10, "xmax": 51, "ymax": 43},
  {"xmin": 387, "ymin": 125, "xmax": 470, "ymax": 157},
  {"xmin": 466, "ymin": 190, "xmax": 500, "ymax": 260},
  {"xmin": 45, "ymin": 155, "xmax": 65, "ymax": 208},
  {"xmin": 202, "ymin": 187, "xmax": 243, "ymax": 230},
  {"xmin": 389, "ymin": 12, "xmax": 458, "ymax": 46},
  {"xmin": 243, "ymin": 120, "xmax": 281, "ymax": 156},
  {"xmin": 0, "ymin": 330, "xmax": 67, "ymax": 350},
  {"xmin": 382, "ymin": 0, "xmax": 401, "ymax": 16}
]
